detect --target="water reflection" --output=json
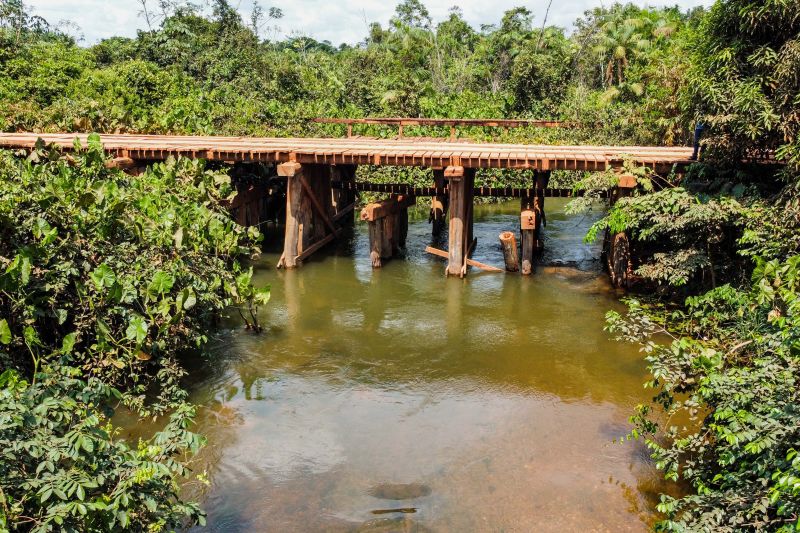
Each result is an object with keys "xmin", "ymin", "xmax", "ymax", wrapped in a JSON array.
[{"xmin": 167, "ymin": 200, "xmax": 670, "ymax": 531}]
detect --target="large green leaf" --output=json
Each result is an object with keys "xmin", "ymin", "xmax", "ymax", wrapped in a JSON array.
[
  {"xmin": 125, "ymin": 315, "xmax": 149, "ymax": 344},
  {"xmin": 148, "ymin": 271, "xmax": 175, "ymax": 296},
  {"xmin": 90, "ymin": 264, "xmax": 116, "ymax": 290},
  {"xmin": 0, "ymin": 319, "xmax": 10, "ymax": 344}
]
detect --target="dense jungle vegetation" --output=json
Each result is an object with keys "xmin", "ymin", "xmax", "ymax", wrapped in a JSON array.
[{"xmin": 0, "ymin": 0, "xmax": 798, "ymax": 530}]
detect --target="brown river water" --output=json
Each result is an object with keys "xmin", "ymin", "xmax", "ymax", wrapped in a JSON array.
[{"xmin": 126, "ymin": 199, "xmax": 671, "ymax": 532}]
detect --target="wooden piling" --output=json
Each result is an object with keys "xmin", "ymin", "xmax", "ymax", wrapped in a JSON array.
[
  {"xmin": 499, "ymin": 231, "xmax": 519, "ymax": 272},
  {"xmin": 361, "ymin": 194, "xmax": 415, "ymax": 269},
  {"xmin": 278, "ymin": 162, "xmax": 308, "ymax": 269},
  {"xmin": 520, "ymin": 206, "xmax": 536, "ymax": 275},
  {"xmin": 446, "ymin": 166, "xmax": 466, "ymax": 276},
  {"xmin": 368, "ymin": 219, "xmax": 385, "ymax": 268}
]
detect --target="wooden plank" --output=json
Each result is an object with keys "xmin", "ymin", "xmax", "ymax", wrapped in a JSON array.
[
  {"xmin": 425, "ymin": 246, "xmax": 503, "ymax": 273},
  {"xmin": 295, "ymin": 232, "xmax": 335, "ymax": 263},
  {"xmin": 298, "ymin": 172, "xmax": 339, "ymax": 237}
]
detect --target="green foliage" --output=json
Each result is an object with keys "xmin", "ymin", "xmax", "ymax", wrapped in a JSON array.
[
  {"xmin": 682, "ymin": 0, "xmax": 800, "ymax": 171},
  {"xmin": 0, "ymin": 365, "xmax": 206, "ymax": 531},
  {"xmin": 0, "ymin": 0, "xmax": 696, "ymax": 150},
  {"xmin": 0, "ymin": 136, "xmax": 265, "ymax": 415},
  {"xmin": 610, "ymin": 255, "xmax": 800, "ymax": 531},
  {"xmin": 592, "ymin": 3, "xmax": 800, "ymax": 531},
  {"xmin": 587, "ymin": 186, "xmax": 749, "ymax": 288}
]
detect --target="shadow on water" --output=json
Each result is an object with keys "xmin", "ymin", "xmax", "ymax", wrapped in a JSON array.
[{"xmin": 124, "ymin": 199, "xmax": 675, "ymax": 532}]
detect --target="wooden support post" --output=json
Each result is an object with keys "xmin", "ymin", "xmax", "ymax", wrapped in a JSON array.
[
  {"xmin": 361, "ymin": 195, "xmax": 415, "ymax": 269},
  {"xmin": 603, "ymin": 173, "xmax": 637, "ymax": 288},
  {"xmin": 499, "ymin": 231, "xmax": 519, "ymax": 272},
  {"xmin": 278, "ymin": 162, "xmax": 309, "ymax": 269},
  {"xmin": 278, "ymin": 163, "xmax": 340, "ymax": 268},
  {"xmin": 613, "ymin": 173, "xmax": 637, "ymax": 205},
  {"xmin": 368, "ymin": 221, "xmax": 384, "ymax": 268},
  {"xmin": 520, "ymin": 172, "xmax": 542, "ymax": 275},
  {"xmin": 446, "ymin": 166, "xmax": 474, "ymax": 277},
  {"xmin": 430, "ymin": 168, "xmax": 448, "ymax": 236},
  {"xmin": 520, "ymin": 205, "xmax": 536, "ymax": 276},
  {"xmin": 300, "ymin": 165, "xmax": 338, "ymax": 241}
]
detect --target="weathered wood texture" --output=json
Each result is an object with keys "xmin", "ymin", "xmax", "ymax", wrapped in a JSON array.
[
  {"xmin": 278, "ymin": 162, "xmax": 307, "ymax": 269},
  {"xmin": 425, "ymin": 246, "xmax": 503, "ymax": 273},
  {"xmin": 520, "ymin": 211, "xmax": 536, "ymax": 276},
  {"xmin": 0, "ymin": 133, "xmax": 703, "ymax": 173},
  {"xmin": 446, "ymin": 166, "xmax": 475, "ymax": 277},
  {"xmin": 331, "ymin": 180, "xmax": 608, "ymax": 198},
  {"xmin": 499, "ymin": 231, "xmax": 519, "ymax": 272},
  {"xmin": 360, "ymin": 195, "xmax": 415, "ymax": 268},
  {"xmin": 313, "ymin": 117, "xmax": 569, "ymax": 128},
  {"xmin": 278, "ymin": 162, "xmax": 339, "ymax": 268},
  {"xmin": 228, "ymin": 183, "xmax": 269, "ymax": 227}
]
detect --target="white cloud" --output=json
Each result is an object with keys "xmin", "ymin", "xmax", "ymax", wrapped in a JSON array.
[{"xmin": 26, "ymin": 0, "xmax": 715, "ymax": 45}]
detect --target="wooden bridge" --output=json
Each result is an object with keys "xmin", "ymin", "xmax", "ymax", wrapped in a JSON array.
[{"xmin": 0, "ymin": 132, "xmax": 695, "ymax": 277}]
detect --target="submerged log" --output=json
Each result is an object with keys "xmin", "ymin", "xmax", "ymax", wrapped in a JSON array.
[
  {"xmin": 499, "ymin": 231, "xmax": 519, "ymax": 272},
  {"xmin": 425, "ymin": 246, "xmax": 503, "ymax": 273}
]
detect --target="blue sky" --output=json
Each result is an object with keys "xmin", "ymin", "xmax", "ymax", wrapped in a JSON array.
[{"xmin": 26, "ymin": 0, "xmax": 715, "ymax": 45}]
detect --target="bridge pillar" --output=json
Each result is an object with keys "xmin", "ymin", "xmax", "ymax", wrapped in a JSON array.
[
  {"xmin": 361, "ymin": 195, "xmax": 415, "ymax": 268},
  {"xmin": 278, "ymin": 162, "xmax": 339, "ymax": 269},
  {"xmin": 446, "ymin": 166, "xmax": 475, "ymax": 277},
  {"xmin": 278, "ymin": 162, "xmax": 308, "ymax": 269}
]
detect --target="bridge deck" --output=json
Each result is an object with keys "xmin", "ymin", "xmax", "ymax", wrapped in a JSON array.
[{"xmin": 0, "ymin": 133, "xmax": 694, "ymax": 172}]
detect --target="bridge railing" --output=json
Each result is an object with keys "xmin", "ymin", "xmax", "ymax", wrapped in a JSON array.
[{"xmin": 312, "ymin": 117, "xmax": 574, "ymax": 141}]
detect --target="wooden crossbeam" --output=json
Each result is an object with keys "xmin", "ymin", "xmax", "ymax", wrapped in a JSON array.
[
  {"xmin": 329, "ymin": 181, "xmax": 609, "ymax": 198},
  {"xmin": 425, "ymin": 246, "xmax": 503, "ymax": 273},
  {"xmin": 295, "ymin": 232, "xmax": 335, "ymax": 263},
  {"xmin": 313, "ymin": 117, "xmax": 570, "ymax": 128},
  {"xmin": 360, "ymin": 195, "xmax": 416, "ymax": 222},
  {"xmin": 297, "ymin": 173, "xmax": 339, "ymax": 237}
]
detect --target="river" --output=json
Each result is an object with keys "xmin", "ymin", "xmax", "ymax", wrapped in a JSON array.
[{"xmin": 151, "ymin": 199, "xmax": 669, "ymax": 531}]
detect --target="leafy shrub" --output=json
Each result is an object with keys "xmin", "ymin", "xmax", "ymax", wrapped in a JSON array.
[
  {"xmin": 0, "ymin": 365, "xmax": 206, "ymax": 532},
  {"xmin": 586, "ymin": 186, "xmax": 749, "ymax": 289},
  {"xmin": 0, "ymin": 135, "xmax": 269, "ymax": 415},
  {"xmin": 610, "ymin": 256, "xmax": 800, "ymax": 531}
]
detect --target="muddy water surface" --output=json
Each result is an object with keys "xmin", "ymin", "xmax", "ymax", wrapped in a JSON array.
[{"xmin": 166, "ymin": 200, "xmax": 667, "ymax": 532}]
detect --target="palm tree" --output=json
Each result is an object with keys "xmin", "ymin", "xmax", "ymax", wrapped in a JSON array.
[{"xmin": 593, "ymin": 11, "xmax": 652, "ymax": 86}]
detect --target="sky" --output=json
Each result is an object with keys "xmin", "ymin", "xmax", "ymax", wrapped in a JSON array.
[{"xmin": 26, "ymin": 0, "xmax": 716, "ymax": 46}]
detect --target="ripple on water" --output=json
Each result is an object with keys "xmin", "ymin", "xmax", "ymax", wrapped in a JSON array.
[{"xmin": 174, "ymin": 200, "xmax": 675, "ymax": 532}]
